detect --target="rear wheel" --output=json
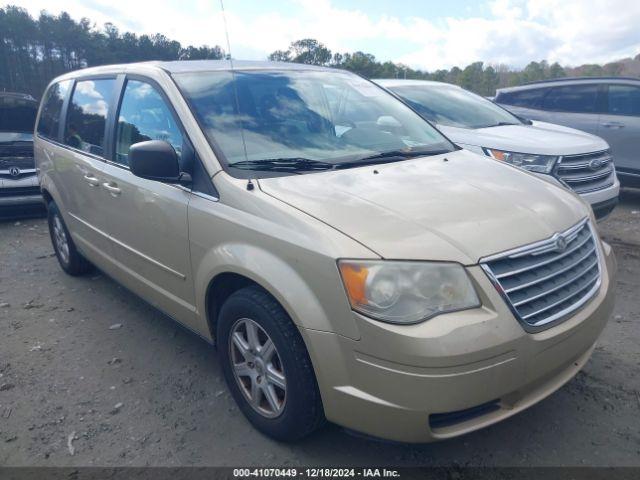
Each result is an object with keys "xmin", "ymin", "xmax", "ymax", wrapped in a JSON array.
[
  {"xmin": 218, "ymin": 285, "xmax": 325, "ymax": 441},
  {"xmin": 47, "ymin": 201, "xmax": 92, "ymax": 276}
]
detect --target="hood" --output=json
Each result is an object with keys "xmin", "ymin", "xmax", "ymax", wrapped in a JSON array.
[
  {"xmin": 258, "ymin": 149, "xmax": 588, "ymax": 264},
  {"xmin": 438, "ymin": 120, "xmax": 608, "ymax": 156}
]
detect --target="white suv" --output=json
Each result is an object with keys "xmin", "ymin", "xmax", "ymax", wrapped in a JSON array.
[{"xmin": 376, "ymin": 79, "xmax": 620, "ymax": 220}]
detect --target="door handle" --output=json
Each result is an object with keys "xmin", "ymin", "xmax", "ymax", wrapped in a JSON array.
[
  {"xmin": 102, "ymin": 182, "xmax": 121, "ymax": 196},
  {"xmin": 602, "ymin": 122, "xmax": 625, "ymax": 129},
  {"xmin": 83, "ymin": 174, "xmax": 100, "ymax": 187}
]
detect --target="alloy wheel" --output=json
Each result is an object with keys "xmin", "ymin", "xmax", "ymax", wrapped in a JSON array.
[
  {"xmin": 228, "ymin": 318, "xmax": 287, "ymax": 418},
  {"xmin": 52, "ymin": 214, "xmax": 70, "ymax": 265}
]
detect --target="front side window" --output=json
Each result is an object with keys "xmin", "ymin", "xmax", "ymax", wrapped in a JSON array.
[
  {"xmin": 542, "ymin": 85, "xmax": 600, "ymax": 113},
  {"xmin": 175, "ymin": 69, "xmax": 455, "ymax": 176},
  {"xmin": 64, "ymin": 78, "xmax": 116, "ymax": 157},
  {"xmin": 497, "ymin": 88, "xmax": 547, "ymax": 108},
  {"xmin": 37, "ymin": 80, "xmax": 71, "ymax": 139},
  {"xmin": 607, "ymin": 84, "xmax": 640, "ymax": 116},
  {"xmin": 390, "ymin": 85, "xmax": 522, "ymax": 129},
  {"xmin": 115, "ymin": 80, "xmax": 184, "ymax": 166}
]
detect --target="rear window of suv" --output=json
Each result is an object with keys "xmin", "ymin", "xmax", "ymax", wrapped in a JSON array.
[
  {"xmin": 64, "ymin": 78, "xmax": 116, "ymax": 157},
  {"xmin": 37, "ymin": 80, "xmax": 72, "ymax": 139},
  {"xmin": 496, "ymin": 88, "xmax": 547, "ymax": 108},
  {"xmin": 542, "ymin": 84, "xmax": 601, "ymax": 113}
]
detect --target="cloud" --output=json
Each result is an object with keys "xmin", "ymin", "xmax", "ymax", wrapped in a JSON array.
[
  {"xmin": 11, "ymin": 0, "xmax": 640, "ymax": 70},
  {"xmin": 398, "ymin": 0, "xmax": 640, "ymax": 69},
  {"xmin": 75, "ymin": 80, "xmax": 103, "ymax": 99}
]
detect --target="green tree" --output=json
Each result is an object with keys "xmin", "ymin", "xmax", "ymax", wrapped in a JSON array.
[
  {"xmin": 340, "ymin": 52, "xmax": 381, "ymax": 77},
  {"xmin": 289, "ymin": 38, "xmax": 332, "ymax": 65},
  {"xmin": 548, "ymin": 62, "xmax": 566, "ymax": 79},
  {"xmin": 521, "ymin": 61, "xmax": 546, "ymax": 83},
  {"xmin": 0, "ymin": 6, "xmax": 224, "ymax": 98},
  {"xmin": 268, "ymin": 49, "xmax": 291, "ymax": 62},
  {"xmin": 459, "ymin": 61, "xmax": 484, "ymax": 92},
  {"xmin": 447, "ymin": 66, "xmax": 462, "ymax": 85},
  {"xmin": 482, "ymin": 65, "xmax": 499, "ymax": 96},
  {"xmin": 576, "ymin": 64, "xmax": 605, "ymax": 76}
]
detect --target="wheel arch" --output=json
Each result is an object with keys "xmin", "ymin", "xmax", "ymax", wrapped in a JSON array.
[
  {"xmin": 39, "ymin": 174, "xmax": 64, "ymax": 212},
  {"xmin": 197, "ymin": 243, "xmax": 359, "ymax": 343},
  {"xmin": 205, "ymin": 271, "xmax": 261, "ymax": 343},
  {"xmin": 41, "ymin": 188, "xmax": 54, "ymax": 206}
]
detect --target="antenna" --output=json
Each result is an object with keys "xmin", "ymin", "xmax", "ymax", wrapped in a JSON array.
[
  {"xmin": 219, "ymin": 0, "xmax": 233, "ymax": 64},
  {"xmin": 218, "ymin": 0, "xmax": 251, "ymax": 179}
]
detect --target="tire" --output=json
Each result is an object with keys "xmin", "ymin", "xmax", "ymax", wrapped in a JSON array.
[
  {"xmin": 47, "ymin": 201, "xmax": 92, "ymax": 276},
  {"xmin": 218, "ymin": 285, "xmax": 325, "ymax": 441}
]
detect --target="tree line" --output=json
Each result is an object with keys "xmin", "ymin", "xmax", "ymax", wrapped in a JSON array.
[
  {"xmin": 270, "ymin": 39, "xmax": 640, "ymax": 96},
  {"xmin": 0, "ymin": 5, "xmax": 225, "ymax": 98},
  {"xmin": 2, "ymin": 5, "xmax": 639, "ymax": 100}
]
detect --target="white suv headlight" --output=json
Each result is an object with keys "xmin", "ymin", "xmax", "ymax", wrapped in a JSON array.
[
  {"xmin": 338, "ymin": 260, "xmax": 480, "ymax": 324},
  {"xmin": 484, "ymin": 148, "xmax": 558, "ymax": 174}
]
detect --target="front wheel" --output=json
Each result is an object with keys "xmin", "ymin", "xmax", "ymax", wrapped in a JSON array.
[{"xmin": 218, "ymin": 286, "xmax": 325, "ymax": 441}]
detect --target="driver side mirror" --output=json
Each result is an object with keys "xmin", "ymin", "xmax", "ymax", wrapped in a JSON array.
[{"xmin": 129, "ymin": 140, "xmax": 180, "ymax": 183}]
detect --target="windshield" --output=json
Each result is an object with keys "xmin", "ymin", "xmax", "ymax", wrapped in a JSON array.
[
  {"xmin": 0, "ymin": 97, "xmax": 37, "ymax": 134},
  {"xmin": 388, "ymin": 84, "xmax": 523, "ymax": 129},
  {"xmin": 174, "ymin": 70, "xmax": 455, "ymax": 175}
]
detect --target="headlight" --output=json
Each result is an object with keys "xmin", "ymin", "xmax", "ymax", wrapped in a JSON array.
[
  {"xmin": 484, "ymin": 148, "xmax": 558, "ymax": 174},
  {"xmin": 338, "ymin": 260, "xmax": 480, "ymax": 324}
]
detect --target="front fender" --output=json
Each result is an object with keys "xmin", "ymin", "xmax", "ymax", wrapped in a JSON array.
[{"xmin": 194, "ymin": 242, "xmax": 360, "ymax": 341}]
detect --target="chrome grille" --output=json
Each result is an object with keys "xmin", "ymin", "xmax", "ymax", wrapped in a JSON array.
[
  {"xmin": 554, "ymin": 150, "xmax": 615, "ymax": 194},
  {"xmin": 0, "ymin": 144, "xmax": 34, "ymax": 169},
  {"xmin": 481, "ymin": 219, "xmax": 601, "ymax": 330},
  {"xmin": 0, "ymin": 186, "xmax": 41, "ymax": 197}
]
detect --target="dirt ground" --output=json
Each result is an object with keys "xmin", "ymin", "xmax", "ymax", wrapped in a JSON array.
[{"xmin": 0, "ymin": 190, "xmax": 639, "ymax": 467}]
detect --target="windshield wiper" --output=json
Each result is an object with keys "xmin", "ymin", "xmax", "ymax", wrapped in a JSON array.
[
  {"xmin": 230, "ymin": 158, "xmax": 335, "ymax": 172},
  {"xmin": 334, "ymin": 148, "xmax": 451, "ymax": 169},
  {"xmin": 230, "ymin": 148, "xmax": 452, "ymax": 172}
]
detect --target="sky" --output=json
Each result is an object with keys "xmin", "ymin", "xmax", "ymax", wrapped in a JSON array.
[{"xmin": 11, "ymin": 0, "xmax": 640, "ymax": 70}]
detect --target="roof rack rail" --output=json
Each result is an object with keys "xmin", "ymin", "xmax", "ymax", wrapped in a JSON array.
[{"xmin": 521, "ymin": 76, "xmax": 640, "ymax": 86}]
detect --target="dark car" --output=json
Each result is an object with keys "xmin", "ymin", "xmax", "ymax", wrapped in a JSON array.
[
  {"xmin": 0, "ymin": 92, "xmax": 43, "ymax": 215},
  {"xmin": 495, "ymin": 77, "xmax": 640, "ymax": 187}
]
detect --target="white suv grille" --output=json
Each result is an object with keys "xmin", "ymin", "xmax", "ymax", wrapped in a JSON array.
[{"xmin": 554, "ymin": 150, "xmax": 615, "ymax": 194}]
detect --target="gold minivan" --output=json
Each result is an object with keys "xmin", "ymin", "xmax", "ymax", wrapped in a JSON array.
[{"xmin": 35, "ymin": 60, "xmax": 616, "ymax": 443}]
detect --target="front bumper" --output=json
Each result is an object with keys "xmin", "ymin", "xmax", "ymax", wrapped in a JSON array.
[
  {"xmin": 543, "ymin": 174, "xmax": 620, "ymax": 221},
  {"xmin": 0, "ymin": 175, "xmax": 44, "ymax": 208},
  {"xmin": 579, "ymin": 175, "xmax": 620, "ymax": 221},
  {"xmin": 302, "ymin": 241, "xmax": 616, "ymax": 443},
  {"xmin": 0, "ymin": 193, "xmax": 44, "ymax": 207},
  {"xmin": 591, "ymin": 197, "xmax": 619, "ymax": 221}
]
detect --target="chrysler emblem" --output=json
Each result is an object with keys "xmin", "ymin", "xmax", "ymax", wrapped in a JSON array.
[
  {"xmin": 9, "ymin": 167, "xmax": 20, "ymax": 177},
  {"xmin": 553, "ymin": 233, "xmax": 568, "ymax": 252}
]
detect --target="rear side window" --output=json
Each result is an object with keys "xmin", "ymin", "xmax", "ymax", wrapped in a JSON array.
[
  {"xmin": 542, "ymin": 85, "xmax": 600, "ymax": 113},
  {"xmin": 496, "ymin": 88, "xmax": 547, "ymax": 108},
  {"xmin": 115, "ymin": 80, "xmax": 184, "ymax": 167},
  {"xmin": 37, "ymin": 80, "xmax": 71, "ymax": 140},
  {"xmin": 64, "ymin": 78, "xmax": 116, "ymax": 157},
  {"xmin": 607, "ymin": 84, "xmax": 640, "ymax": 116}
]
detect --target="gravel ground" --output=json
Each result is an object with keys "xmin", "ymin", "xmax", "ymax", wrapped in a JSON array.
[{"xmin": 0, "ymin": 190, "xmax": 639, "ymax": 467}]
